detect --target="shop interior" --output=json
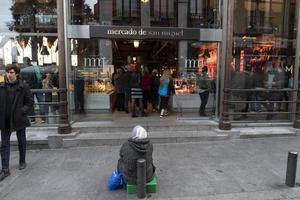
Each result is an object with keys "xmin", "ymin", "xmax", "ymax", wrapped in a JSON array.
[{"xmin": 71, "ymin": 39, "xmax": 218, "ymax": 118}]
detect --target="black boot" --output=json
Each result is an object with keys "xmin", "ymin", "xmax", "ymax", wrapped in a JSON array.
[
  {"xmin": 19, "ymin": 162, "xmax": 27, "ymax": 170},
  {"xmin": 0, "ymin": 169, "xmax": 10, "ymax": 181}
]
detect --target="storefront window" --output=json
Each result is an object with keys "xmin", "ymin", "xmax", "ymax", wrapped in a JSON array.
[
  {"xmin": 69, "ymin": 39, "xmax": 114, "ymax": 115},
  {"xmin": 0, "ymin": 0, "xmax": 59, "ymax": 125},
  {"xmin": 232, "ymin": 0, "xmax": 297, "ymax": 121},
  {"xmin": 173, "ymin": 42, "xmax": 218, "ymax": 117}
]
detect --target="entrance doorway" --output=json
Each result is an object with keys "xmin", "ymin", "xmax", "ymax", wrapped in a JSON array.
[{"xmin": 111, "ymin": 39, "xmax": 219, "ymax": 119}]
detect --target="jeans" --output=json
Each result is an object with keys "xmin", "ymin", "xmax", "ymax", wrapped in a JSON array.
[
  {"xmin": 124, "ymin": 88, "xmax": 131, "ymax": 112},
  {"xmin": 31, "ymin": 92, "xmax": 45, "ymax": 121},
  {"xmin": 199, "ymin": 90, "xmax": 209, "ymax": 114},
  {"xmin": 1, "ymin": 128, "xmax": 26, "ymax": 169}
]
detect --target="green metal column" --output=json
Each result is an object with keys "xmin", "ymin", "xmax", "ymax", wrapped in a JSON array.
[
  {"xmin": 57, "ymin": 0, "xmax": 71, "ymax": 134},
  {"xmin": 219, "ymin": 0, "xmax": 233, "ymax": 130}
]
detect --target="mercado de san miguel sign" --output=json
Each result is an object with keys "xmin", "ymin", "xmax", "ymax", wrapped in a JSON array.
[{"xmin": 90, "ymin": 26, "xmax": 200, "ymax": 40}]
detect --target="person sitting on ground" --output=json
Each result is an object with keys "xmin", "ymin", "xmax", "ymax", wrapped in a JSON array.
[{"xmin": 117, "ymin": 125, "xmax": 156, "ymax": 185}]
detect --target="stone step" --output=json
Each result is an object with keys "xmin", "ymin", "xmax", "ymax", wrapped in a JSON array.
[
  {"xmin": 238, "ymin": 127, "xmax": 296, "ymax": 138},
  {"xmin": 215, "ymin": 126, "xmax": 298, "ymax": 139},
  {"xmin": 60, "ymin": 130, "xmax": 229, "ymax": 148},
  {"xmin": 71, "ymin": 121, "xmax": 218, "ymax": 133}
]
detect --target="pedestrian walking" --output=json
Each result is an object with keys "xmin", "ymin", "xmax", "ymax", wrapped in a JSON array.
[
  {"xmin": 0, "ymin": 64, "xmax": 34, "ymax": 181},
  {"xmin": 158, "ymin": 69, "xmax": 175, "ymax": 118}
]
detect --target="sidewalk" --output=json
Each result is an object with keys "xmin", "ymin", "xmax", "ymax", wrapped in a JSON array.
[
  {"xmin": 1, "ymin": 137, "xmax": 300, "ymax": 200},
  {"xmin": 4, "ymin": 112, "xmax": 299, "ymax": 149}
]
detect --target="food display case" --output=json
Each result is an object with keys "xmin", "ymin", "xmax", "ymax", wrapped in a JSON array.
[
  {"xmin": 78, "ymin": 68, "xmax": 114, "ymax": 94},
  {"xmin": 174, "ymin": 76, "xmax": 197, "ymax": 95},
  {"xmin": 71, "ymin": 65, "xmax": 114, "ymax": 111},
  {"xmin": 172, "ymin": 75, "xmax": 216, "ymax": 111}
]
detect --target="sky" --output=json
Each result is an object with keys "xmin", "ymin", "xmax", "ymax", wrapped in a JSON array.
[{"xmin": 0, "ymin": 1, "xmax": 13, "ymax": 32}]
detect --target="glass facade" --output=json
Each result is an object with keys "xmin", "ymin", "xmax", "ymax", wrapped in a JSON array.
[
  {"xmin": 68, "ymin": 0, "xmax": 222, "ymax": 119},
  {"xmin": 231, "ymin": 0, "xmax": 297, "ymax": 122},
  {"xmin": 0, "ymin": 0, "xmax": 59, "ymax": 125},
  {"xmin": 0, "ymin": 0, "xmax": 299, "ymax": 128},
  {"xmin": 69, "ymin": 0, "xmax": 222, "ymax": 27}
]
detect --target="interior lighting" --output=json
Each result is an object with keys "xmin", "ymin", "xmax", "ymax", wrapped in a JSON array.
[{"xmin": 133, "ymin": 40, "xmax": 139, "ymax": 48}]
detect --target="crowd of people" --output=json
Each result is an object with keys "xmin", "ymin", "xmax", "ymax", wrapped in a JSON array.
[
  {"xmin": 112, "ymin": 65, "xmax": 175, "ymax": 118},
  {"xmin": 20, "ymin": 57, "xmax": 59, "ymax": 123},
  {"xmin": 231, "ymin": 57, "xmax": 293, "ymax": 120}
]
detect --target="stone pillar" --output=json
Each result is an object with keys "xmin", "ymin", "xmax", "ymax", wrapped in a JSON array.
[
  {"xmin": 178, "ymin": 0, "xmax": 188, "ymax": 76},
  {"xmin": 219, "ymin": 0, "xmax": 233, "ymax": 130},
  {"xmin": 57, "ymin": 0, "xmax": 71, "ymax": 134}
]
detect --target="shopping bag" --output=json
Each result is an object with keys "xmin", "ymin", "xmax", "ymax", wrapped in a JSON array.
[
  {"xmin": 147, "ymin": 103, "xmax": 153, "ymax": 113},
  {"xmin": 107, "ymin": 169, "xmax": 124, "ymax": 190}
]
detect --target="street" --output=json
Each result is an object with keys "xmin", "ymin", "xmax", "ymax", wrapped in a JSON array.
[{"xmin": 1, "ymin": 136, "xmax": 300, "ymax": 200}]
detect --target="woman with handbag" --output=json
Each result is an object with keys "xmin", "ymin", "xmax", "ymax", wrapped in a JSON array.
[{"xmin": 158, "ymin": 69, "xmax": 175, "ymax": 118}]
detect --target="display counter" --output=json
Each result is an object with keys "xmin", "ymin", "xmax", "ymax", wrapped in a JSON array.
[
  {"xmin": 84, "ymin": 92, "xmax": 113, "ymax": 110},
  {"xmin": 172, "ymin": 93, "xmax": 215, "ymax": 111},
  {"xmin": 71, "ymin": 66, "xmax": 114, "ymax": 112}
]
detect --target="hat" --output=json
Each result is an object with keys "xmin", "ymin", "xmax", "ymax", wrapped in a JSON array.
[{"xmin": 132, "ymin": 125, "xmax": 147, "ymax": 139}]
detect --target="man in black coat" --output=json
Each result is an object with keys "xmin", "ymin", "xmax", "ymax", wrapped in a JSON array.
[
  {"xmin": 117, "ymin": 125, "xmax": 155, "ymax": 184},
  {"xmin": 0, "ymin": 64, "xmax": 34, "ymax": 181}
]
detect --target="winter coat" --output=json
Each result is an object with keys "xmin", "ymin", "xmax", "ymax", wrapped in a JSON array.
[
  {"xmin": 130, "ymin": 71, "xmax": 142, "ymax": 89},
  {"xmin": 117, "ymin": 138, "xmax": 155, "ymax": 184},
  {"xmin": 141, "ymin": 73, "xmax": 152, "ymax": 91},
  {"xmin": 20, "ymin": 66, "xmax": 42, "ymax": 89},
  {"xmin": 114, "ymin": 73, "xmax": 125, "ymax": 94},
  {"xmin": 151, "ymin": 75, "xmax": 160, "ymax": 94},
  {"xmin": 0, "ymin": 80, "xmax": 34, "ymax": 132}
]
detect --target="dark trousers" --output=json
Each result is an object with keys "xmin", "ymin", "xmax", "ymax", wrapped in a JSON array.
[
  {"xmin": 1, "ymin": 128, "xmax": 26, "ymax": 169},
  {"xmin": 143, "ymin": 90, "xmax": 151, "ymax": 109},
  {"xmin": 116, "ymin": 93, "xmax": 125, "ymax": 111},
  {"xmin": 124, "ymin": 88, "xmax": 131, "ymax": 112},
  {"xmin": 151, "ymin": 92, "xmax": 159, "ymax": 110},
  {"xmin": 199, "ymin": 90, "xmax": 209, "ymax": 114},
  {"xmin": 75, "ymin": 89, "xmax": 84, "ymax": 113},
  {"xmin": 160, "ymin": 96, "xmax": 169, "ymax": 110}
]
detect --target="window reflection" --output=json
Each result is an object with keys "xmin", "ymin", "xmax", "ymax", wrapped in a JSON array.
[
  {"xmin": 8, "ymin": 0, "xmax": 57, "ymax": 32},
  {"xmin": 69, "ymin": 0, "xmax": 222, "ymax": 28},
  {"xmin": 112, "ymin": 0, "xmax": 141, "ymax": 25},
  {"xmin": 151, "ymin": 0, "xmax": 176, "ymax": 26},
  {"xmin": 231, "ymin": 0, "xmax": 297, "ymax": 121},
  {"xmin": 188, "ymin": 0, "xmax": 221, "ymax": 28}
]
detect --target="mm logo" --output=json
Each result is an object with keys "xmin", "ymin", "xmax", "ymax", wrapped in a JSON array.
[
  {"xmin": 84, "ymin": 57, "xmax": 106, "ymax": 68},
  {"xmin": 184, "ymin": 59, "xmax": 203, "ymax": 68}
]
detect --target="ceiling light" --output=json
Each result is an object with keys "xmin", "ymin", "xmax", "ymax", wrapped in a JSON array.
[{"xmin": 133, "ymin": 40, "xmax": 139, "ymax": 48}]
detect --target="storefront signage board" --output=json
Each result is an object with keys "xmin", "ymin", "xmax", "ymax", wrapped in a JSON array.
[{"xmin": 90, "ymin": 26, "xmax": 200, "ymax": 40}]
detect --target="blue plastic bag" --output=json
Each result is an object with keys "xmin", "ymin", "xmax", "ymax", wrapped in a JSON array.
[{"xmin": 107, "ymin": 169, "xmax": 125, "ymax": 190}]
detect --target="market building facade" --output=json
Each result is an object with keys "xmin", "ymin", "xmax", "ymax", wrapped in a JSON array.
[{"xmin": 0, "ymin": 0, "xmax": 300, "ymax": 132}]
